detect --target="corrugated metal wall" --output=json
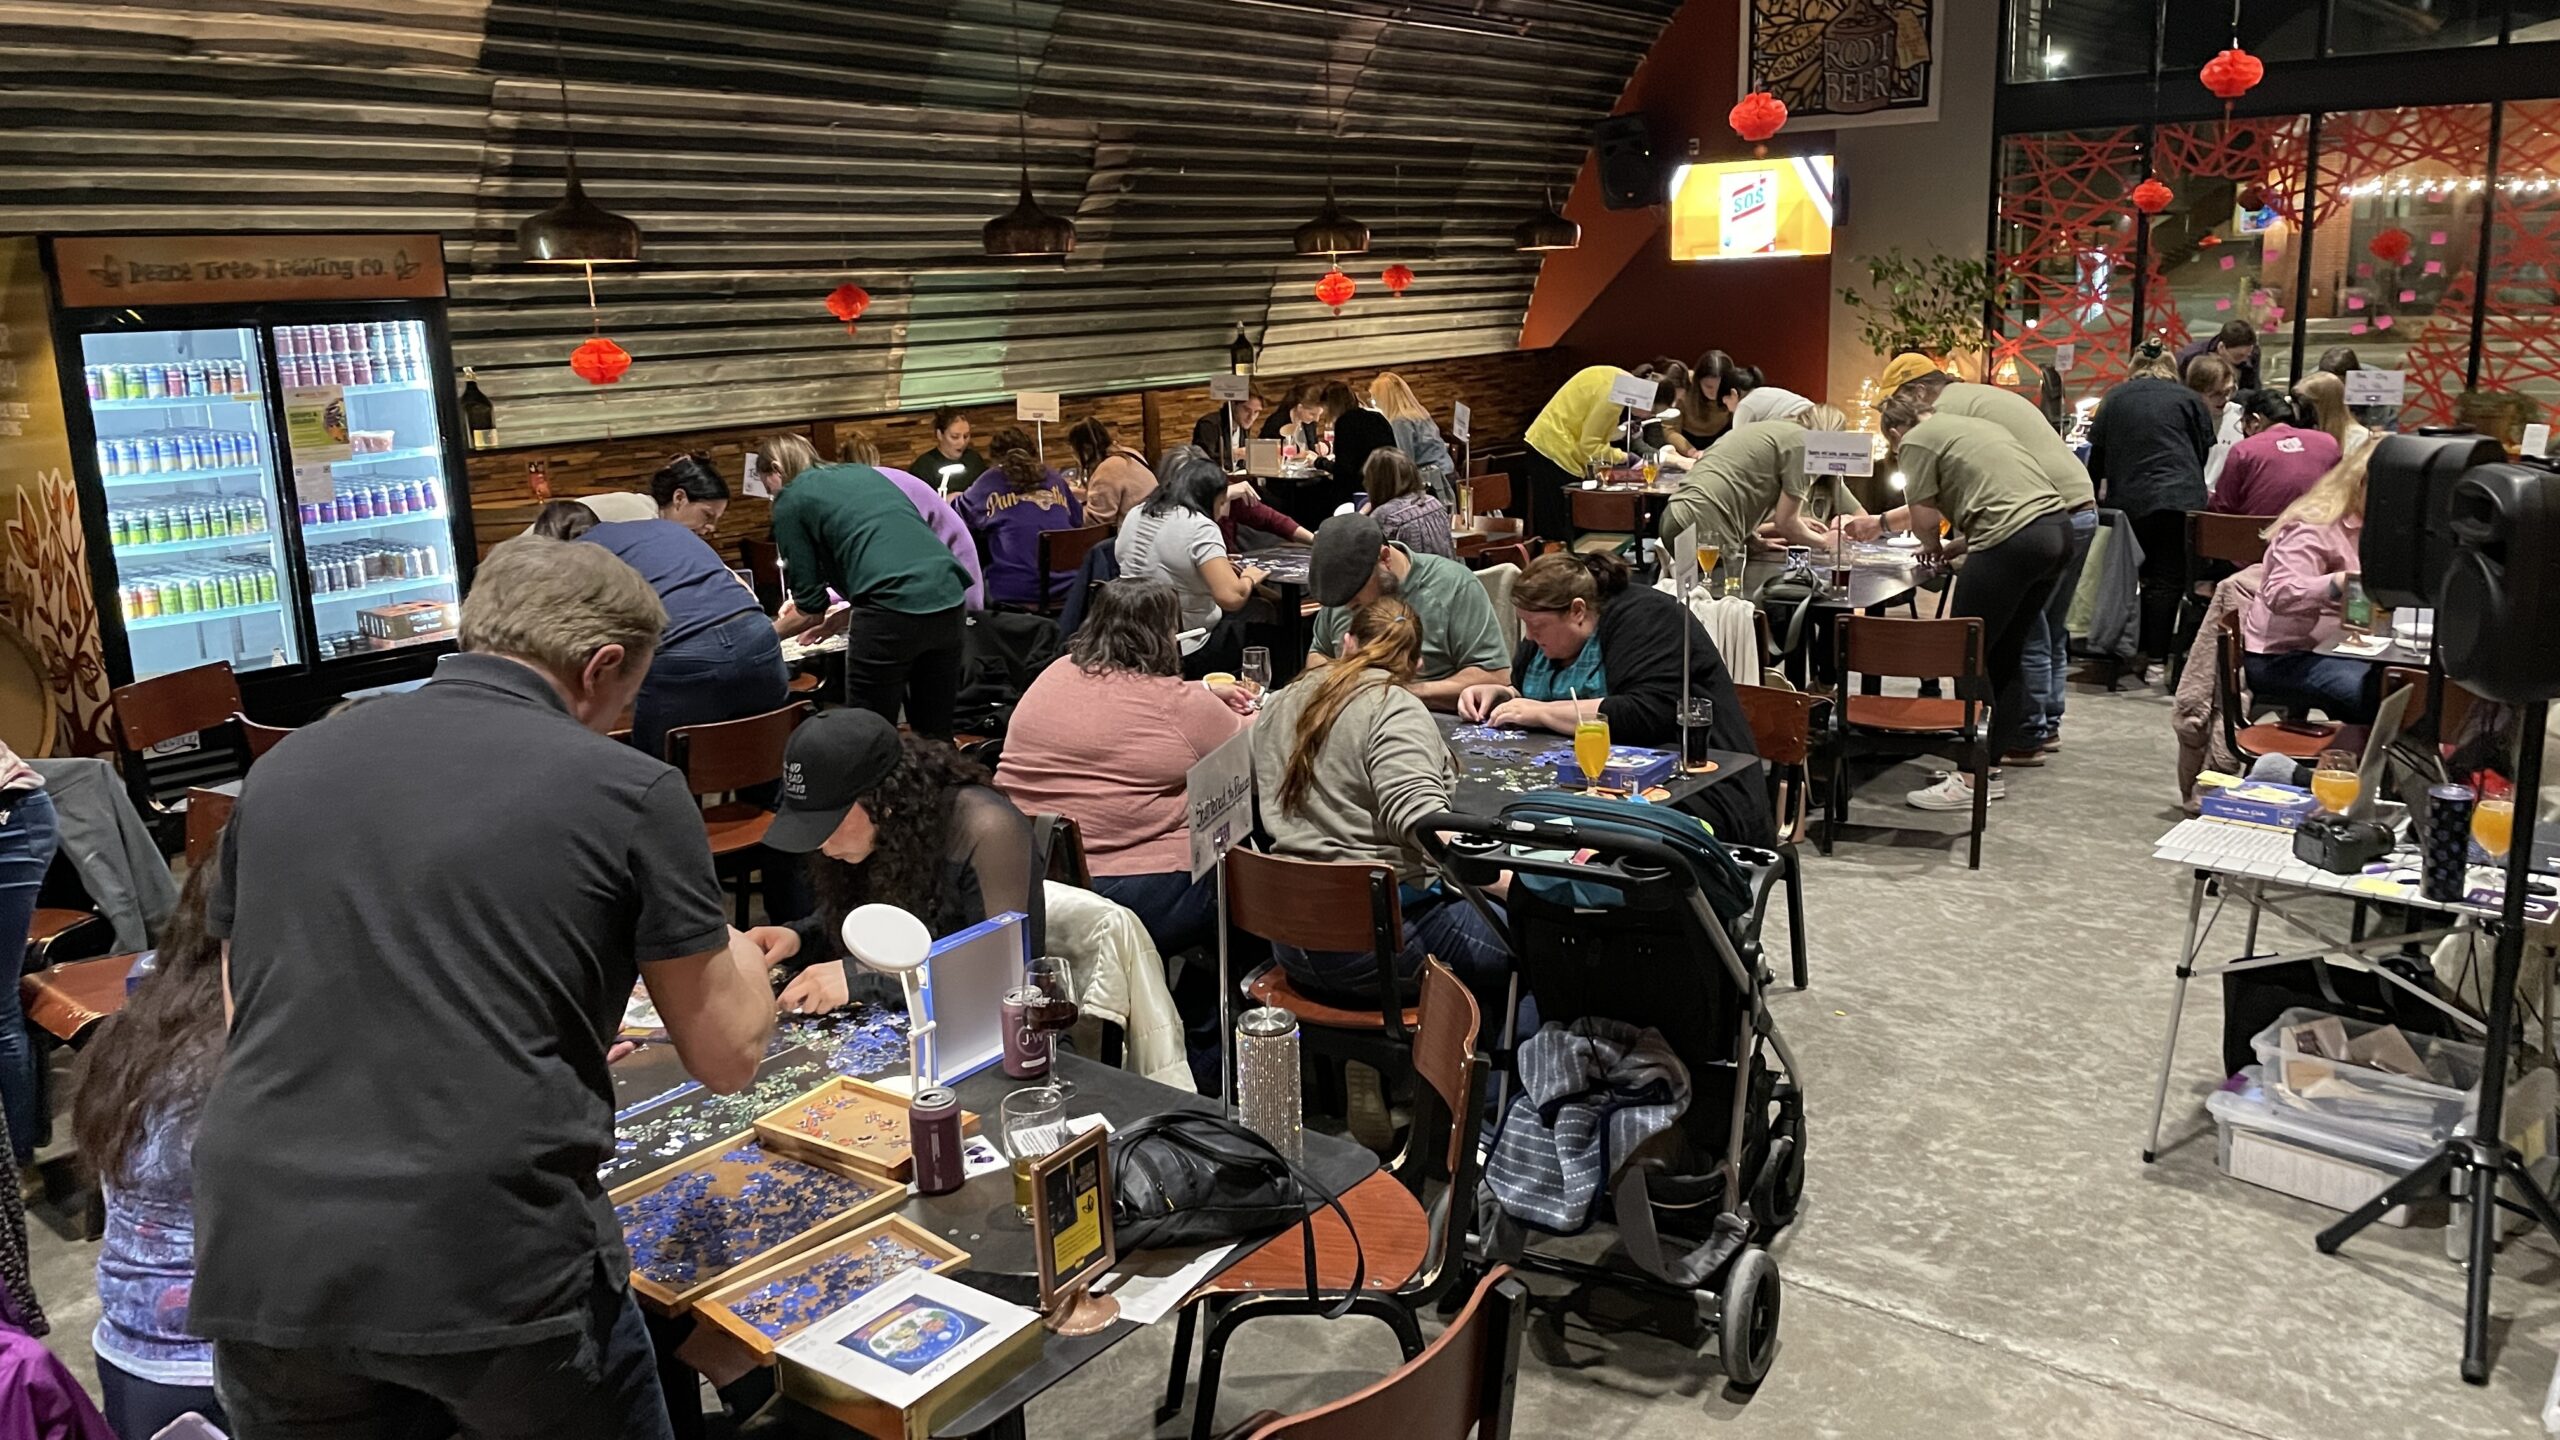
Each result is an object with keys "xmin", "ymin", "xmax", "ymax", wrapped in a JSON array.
[{"xmin": 0, "ymin": 0, "xmax": 1677, "ymax": 444}]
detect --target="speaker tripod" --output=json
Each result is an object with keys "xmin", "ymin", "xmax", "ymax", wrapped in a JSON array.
[{"xmin": 2316, "ymin": 702, "xmax": 2560, "ymax": 1385}]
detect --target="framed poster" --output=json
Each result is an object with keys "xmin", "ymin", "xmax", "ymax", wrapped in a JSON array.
[
  {"xmin": 1741, "ymin": 0, "xmax": 1941, "ymax": 131},
  {"xmin": 1029, "ymin": 1122, "xmax": 1118, "ymax": 1333}
]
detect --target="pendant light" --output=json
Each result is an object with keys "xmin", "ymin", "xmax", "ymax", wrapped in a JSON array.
[
  {"xmin": 1513, "ymin": 187, "xmax": 1581, "ymax": 252},
  {"xmin": 517, "ymin": 0, "xmax": 641, "ymax": 266},
  {"xmin": 984, "ymin": 0, "xmax": 1075, "ymax": 257},
  {"xmin": 1293, "ymin": 29, "xmax": 1369, "ymax": 257}
]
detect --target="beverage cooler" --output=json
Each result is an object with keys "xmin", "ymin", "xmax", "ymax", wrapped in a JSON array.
[{"xmin": 42, "ymin": 235, "xmax": 477, "ymax": 718}]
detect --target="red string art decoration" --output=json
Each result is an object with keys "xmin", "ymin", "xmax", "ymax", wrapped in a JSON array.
[
  {"xmin": 1381, "ymin": 263, "xmax": 1414, "ymax": 296},
  {"xmin": 1314, "ymin": 267, "xmax": 1355, "ymax": 312},
  {"xmin": 825, "ymin": 283, "xmax": 871, "ymax": 336}
]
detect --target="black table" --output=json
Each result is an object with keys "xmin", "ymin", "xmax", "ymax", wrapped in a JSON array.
[
  {"xmin": 1435, "ymin": 713, "xmax": 1756, "ymax": 815},
  {"xmin": 728, "ymin": 1054, "xmax": 1376, "ymax": 1439},
  {"xmin": 2316, "ymin": 632, "xmax": 2430, "ymax": 668},
  {"xmin": 1240, "ymin": 544, "xmax": 1314, "ymax": 679}
]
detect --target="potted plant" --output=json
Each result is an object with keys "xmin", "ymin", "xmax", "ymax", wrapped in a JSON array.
[{"xmin": 1838, "ymin": 250, "xmax": 2004, "ymax": 375}]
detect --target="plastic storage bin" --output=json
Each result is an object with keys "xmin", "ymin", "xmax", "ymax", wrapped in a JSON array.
[
  {"xmin": 2210, "ymin": 1070, "xmax": 2421, "ymax": 1226},
  {"xmin": 2251, "ymin": 1008, "xmax": 2483, "ymax": 1147}
]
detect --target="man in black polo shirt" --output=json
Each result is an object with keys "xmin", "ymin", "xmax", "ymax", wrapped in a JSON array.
[{"xmin": 195, "ymin": 536, "xmax": 776, "ymax": 1439}]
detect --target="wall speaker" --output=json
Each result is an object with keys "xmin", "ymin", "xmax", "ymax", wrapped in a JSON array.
[
  {"xmin": 2440, "ymin": 460, "xmax": 2560, "ymax": 705},
  {"xmin": 2362, "ymin": 431, "xmax": 2505, "ymax": 611},
  {"xmin": 1593, "ymin": 114, "xmax": 1661, "ymax": 211}
]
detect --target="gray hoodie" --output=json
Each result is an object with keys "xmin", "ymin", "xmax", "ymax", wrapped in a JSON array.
[{"xmin": 1251, "ymin": 669, "xmax": 1453, "ymax": 884}]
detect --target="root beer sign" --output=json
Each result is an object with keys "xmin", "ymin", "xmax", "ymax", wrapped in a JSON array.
[
  {"xmin": 52, "ymin": 234, "xmax": 447, "ymax": 309},
  {"xmin": 1743, "ymin": 0, "xmax": 1940, "ymax": 129}
]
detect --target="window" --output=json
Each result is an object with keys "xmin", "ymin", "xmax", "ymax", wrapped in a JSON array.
[
  {"xmin": 2328, "ymin": 0, "xmax": 2499, "ymax": 55},
  {"xmin": 2005, "ymin": 0, "xmax": 2155, "ymax": 83},
  {"xmin": 1991, "ymin": 129, "xmax": 2146, "ymax": 404},
  {"xmin": 2149, "ymin": 118, "xmax": 2316, "ymax": 394}
]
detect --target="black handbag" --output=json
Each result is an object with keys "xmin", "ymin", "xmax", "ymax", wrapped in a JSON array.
[{"xmin": 1108, "ymin": 1112, "xmax": 1363, "ymax": 1311}]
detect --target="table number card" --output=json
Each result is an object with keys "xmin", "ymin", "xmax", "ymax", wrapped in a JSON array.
[
  {"xmin": 1014, "ymin": 391, "xmax": 1062, "ymax": 423},
  {"xmin": 1803, "ymin": 430, "xmax": 1877, "ymax": 477},
  {"xmin": 1608, "ymin": 372, "xmax": 1658, "ymax": 409},
  {"xmin": 2344, "ymin": 369, "xmax": 2407, "ymax": 407}
]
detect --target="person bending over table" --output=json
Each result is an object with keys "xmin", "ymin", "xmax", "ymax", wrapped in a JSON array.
[
  {"xmin": 1457, "ymin": 551, "xmax": 1770, "ymax": 847},
  {"xmin": 647, "ymin": 448, "xmax": 729, "ymax": 540},
  {"xmin": 2240, "ymin": 445, "xmax": 2381, "ymax": 737},
  {"xmin": 1304, "ymin": 512, "xmax": 1510, "ymax": 709},
  {"xmin": 1845, "ymin": 398, "xmax": 2071, "ymax": 807},
  {"xmin": 1118, "ymin": 449, "xmax": 1266, "ymax": 679},
  {"xmin": 1523, "ymin": 362, "xmax": 1685, "ymax": 542},
  {"xmin": 750, "ymin": 709, "xmax": 1046, "ymax": 1015},
  {"xmin": 1363, "ymin": 448, "xmax": 1455, "ymax": 560},
  {"xmin": 193, "ymin": 537, "xmax": 776, "ymax": 1440},
  {"xmin": 2213, "ymin": 390, "xmax": 2343, "ymax": 519},
  {"xmin": 835, "ymin": 432, "xmax": 988, "ymax": 612},
  {"xmin": 997, "ymin": 579, "xmax": 1254, "ymax": 1083},
  {"xmin": 1656, "ymin": 413, "xmax": 1842, "ymax": 572},
  {"xmin": 1260, "ymin": 382, "xmax": 1326, "ymax": 451},
  {"xmin": 957, "ymin": 426, "xmax": 1085, "ymax": 610},
  {"xmin": 1371, "ymin": 371, "xmax": 1456, "ymax": 503},
  {"xmin": 1895, "ymin": 372, "xmax": 2100, "ymax": 755},
  {"xmin": 910, "ymin": 407, "xmax": 988, "ymax": 495},
  {"xmin": 764, "ymin": 434, "xmax": 975, "ymax": 736},
  {"xmin": 1070, "ymin": 416, "xmax": 1159, "ymax": 527},
  {"xmin": 2085, "ymin": 342, "xmax": 2214, "ymax": 671},
  {"xmin": 1255, "ymin": 598, "xmax": 1511, "ymax": 1020},
  {"xmin": 577, "ymin": 505, "xmax": 790, "ymax": 760}
]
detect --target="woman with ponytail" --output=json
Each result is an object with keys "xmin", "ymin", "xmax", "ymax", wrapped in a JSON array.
[
  {"xmin": 1251, "ymin": 599, "xmax": 1510, "ymax": 1015},
  {"xmin": 1460, "ymin": 551, "xmax": 1770, "ymax": 847}
]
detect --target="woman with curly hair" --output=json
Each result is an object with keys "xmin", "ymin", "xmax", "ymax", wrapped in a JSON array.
[
  {"xmin": 747, "ymin": 710, "xmax": 1043, "ymax": 1013},
  {"xmin": 956, "ymin": 426, "xmax": 1085, "ymax": 608},
  {"xmin": 74, "ymin": 861, "xmax": 227, "ymax": 1435}
]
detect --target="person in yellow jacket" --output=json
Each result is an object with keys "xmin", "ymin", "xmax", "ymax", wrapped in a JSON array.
[{"xmin": 1522, "ymin": 362, "xmax": 1686, "ymax": 541}]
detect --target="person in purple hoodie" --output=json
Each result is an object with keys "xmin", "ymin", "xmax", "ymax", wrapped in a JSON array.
[{"xmin": 956, "ymin": 426, "xmax": 1086, "ymax": 609}]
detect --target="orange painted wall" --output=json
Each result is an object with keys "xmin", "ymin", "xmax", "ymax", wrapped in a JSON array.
[{"xmin": 1520, "ymin": 0, "xmax": 1836, "ymax": 400}]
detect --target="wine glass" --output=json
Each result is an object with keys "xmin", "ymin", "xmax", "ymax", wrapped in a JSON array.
[
  {"xmin": 2475, "ymin": 794, "xmax": 2516, "ymax": 893},
  {"xmin": 1574, "ymin": 711, "xmax": 1612, "ymax": 792},
  {"xmin": 1240, "ymin": 646, "xmax": 1273, "ymax": 699},
  {"xmin": 1694, "ymin": 541, "xmax": 1721, "ymax": 593},
  {"xmin": 2311, "ymin": 748, "xmax": 2361, "ymax": 815},
  {"xmin": 1025, "ymin": 956, "xmax": 1079, "ymax": 1099},
  {"xmin": 996, "ymin": 1086, "xmax": 1066, "ymax": 1223}
]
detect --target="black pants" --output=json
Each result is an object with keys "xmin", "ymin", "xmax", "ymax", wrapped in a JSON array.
[
  {"xmin": 2130, "ymin": 507, "xmax": 2188, "ymax": 663},
  {"xmin": 1952, "ymin": 514, "xmax": 2072, "ymax": 762},
  {"xmin": 99, "ymin": 1356, "xmax": 227, "ymax": 1439},
  {"xmin": 1522, "ymin": 450, "xmax": 1581, "ymax": 547},
  {"xmin": 214, "ymin": 1276, "xmax": 672, "ymax": 1440},
  {"xmin": 841, "ymin": 605, "xmax": 965, "ymax": 737},
  {"xmin": 1179, "ymin": 609, "xmax": 1249, "ymax": 681}
]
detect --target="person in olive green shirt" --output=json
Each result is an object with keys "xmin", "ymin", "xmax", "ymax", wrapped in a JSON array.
[
  {"xmin": 1657, "ymin": 419, "xmax": 1848, "ymax": 583},
  {"xmin": 1303, "ymin": 515, "xmax": 1512, "ymax": 710},
  {"xmin": 1853, "ymin": 403, "xmax": 2073, "ymax": 810},
  {"xmin": 766, "ymin": 435, "xmax": 973, "ymax": 736}
]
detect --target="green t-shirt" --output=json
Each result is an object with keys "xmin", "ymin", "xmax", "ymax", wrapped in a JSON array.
[
  {"xmin": 1897, "ymin": 414, "xmax": 2065, "ymax": 551},
  {"xmin": 771, "ymin": 463, "xmax": 970, "ymax": 616},
  {"xmin": 1658, "ymin": 421, "xmax": 1811, "ymax": 554},
  {"xmin": 1933, "ymin": 383, "xmax": 2095, "ymax": 510},
  {"xmin": 1310, "ymin": 546, "xmax": 1512, "ymax": 681}
]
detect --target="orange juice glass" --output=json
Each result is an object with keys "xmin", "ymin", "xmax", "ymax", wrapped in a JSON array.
[{"xmin": 1574, "ymin": 716, "xmax": 1612, "ymax": 788}]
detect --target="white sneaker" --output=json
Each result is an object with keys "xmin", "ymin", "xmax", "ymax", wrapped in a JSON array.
[{"xmin": 1906, "ymin": 770, "xmax": 2005, "ymax": 809}]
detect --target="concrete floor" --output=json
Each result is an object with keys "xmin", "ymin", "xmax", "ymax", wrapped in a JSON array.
[{"xmin": 24, "ymin": 677, "xmax": 2560, "ymax": 1437}]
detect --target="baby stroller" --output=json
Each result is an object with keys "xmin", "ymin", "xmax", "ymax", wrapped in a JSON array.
[{"xmin": 1418, "ymin": 792, "xmax": 1804, "ymax": 1387}]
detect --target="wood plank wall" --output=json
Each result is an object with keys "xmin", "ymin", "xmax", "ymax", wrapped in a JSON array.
[{"xmin": 463, "ymin": 348, "xmax": 1569, "ymax": 559}]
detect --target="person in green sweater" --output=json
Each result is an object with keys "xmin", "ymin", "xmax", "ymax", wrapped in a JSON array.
[
  {"xmin": 1253, "ymin": 598, "xmax": 1510, "ymax": 1019},
  {"xmin": 764, "ymin": 433, "xmax": 973, "ymax": 736}
]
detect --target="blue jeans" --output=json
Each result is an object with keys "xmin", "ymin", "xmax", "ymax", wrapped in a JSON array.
[
  {"xmin": 2247, "ymin": 649, "xmax": 2380, "ymax": 724},
  {"xmin": 633, "ymin": 610, "xmax": 790, "ymax": 762},
  {"xmin": 0, "ymin": 791, "xmax": 57, "ymax": 1165},
  {"xmin": 2021, "ymin": 508, "xmax": 2099, "ymax": 743},
  {"xmin": 1276, "ymin": 892, "xmax": 1517, "ymax": 1031}
]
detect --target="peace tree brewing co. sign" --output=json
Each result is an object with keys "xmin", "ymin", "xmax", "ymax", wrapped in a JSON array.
[{"xmin": 1743, "ymin": 0, "xmax": 1941, "ymax": 129}]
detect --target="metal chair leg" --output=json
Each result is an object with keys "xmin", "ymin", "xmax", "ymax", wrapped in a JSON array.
[
  {"xmin": 1157, "ymin": 1300, "xmax": 1198, "ymax": 1423},
  {"xmin": 1967, "ymin": 739, "xmax": 1988, "ymax": 871},
  {"xmin": 1783, "ymin": 842, "xmax": 1808, "ymax": 990}
]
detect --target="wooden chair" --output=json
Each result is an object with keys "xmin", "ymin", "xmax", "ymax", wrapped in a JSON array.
[
  {"xmin": 1165, "ymin": 958, "xmax": 1485, "ymax": 1440},
  {"xmin": 2170, "ymin": 511, "xmax": 2276, "ymax": 687},
  {"xmin": 1473, "ymin": 541, "xmax": 1531, "ymax": 574},
  {"xmin": 22, "ymin": 952, "xmax": 137, "ymax": 1046},
  {"xmin": 1224, "ymin": 848, "xmax": 1416, "ymax": 1102},
  {"xmin": 232, "ymin": 711, "xmax": 292, "ymax": 761},
  {"xmin": 1464, "ymin": 472, "xmax": 1512, "ymax": 516},
  {"xmin": 23, "ymin": 910, "xmax": 113, "ymax": 976},
  {"xmin": 1224, "ymin": 1267, "xmax": 1527, "ymax": 1440},
  {"xmin": 665, "ymin": 701, "xmax": 812, "ymax": 924},
  {"xmin": 1566, "ymin": 488, "xmax": 1643, "ymax": 558},
  {"xmin": 1035, "ymin": 523, "xmax": 1113, "ymax": 617},
  {"xmin": 2214, "ymin": 613, "xmax": 2340, "ymax": 764},
  {"xmin": 1825, "ymin": 616, "xmax": 1992, "ymax": 869},
  {"xmin": 1735, "ymin": 684, "xmax": 1820, "ymax": 990},
  {"xmin": 109, "ymin": 662, "xmax": 249, "ymax": 839},
  {"xmin": 2382, "ymin": 665, "xmax": 2480, "ymax": 740},
  {"xmin": 182, "ymin": 785, "xmax": 238, "ymax": 868},
  {"xmin": 738, "ymin": 536, "xmax": 784, "ymax": 614}
]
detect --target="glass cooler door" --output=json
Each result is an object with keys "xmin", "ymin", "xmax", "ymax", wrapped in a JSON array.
[
  {"xmin": 271, "ymin": 319, "xmax": 461, "ymax": 661},
  {"xmin": 79, "ymin": 326, "xmax": 298, "ymax": 679}
]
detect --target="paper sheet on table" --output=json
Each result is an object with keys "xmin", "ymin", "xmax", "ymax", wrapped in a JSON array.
[{"xmin": 1099, "ymin": 1243, "xmax": 1238, "ymax": 1326}]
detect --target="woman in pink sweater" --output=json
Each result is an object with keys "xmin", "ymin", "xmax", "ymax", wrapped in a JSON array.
[
  {"xmin": 997, "ymin": 580, "xmax": 1253, "ymax": 1084},
  {"xmin": 2240, "ymin": 446, "xmax": 2378, "ymax": 731}
]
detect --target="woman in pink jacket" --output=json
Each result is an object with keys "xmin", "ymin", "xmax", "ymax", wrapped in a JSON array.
[{"xmin": 2240, "ymin": 445, "xmax": 2378, "ymax": 732}]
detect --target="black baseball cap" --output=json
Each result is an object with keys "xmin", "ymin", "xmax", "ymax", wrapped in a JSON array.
[
  {"xmin": 763, "ymin": 709, "xmax": 906, "ymax": 854},
  {"xmin": 1308, "ymin": 513, "xmax": 1387, "ymax": 608}
]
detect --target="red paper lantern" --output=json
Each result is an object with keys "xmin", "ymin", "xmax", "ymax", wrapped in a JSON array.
[
  {"xmin": 2131, "ymin": 178, "xmax": 2173, "ymax": 215},
  {"xmin": 2369, "ymin": 227, "xmax": 2415, "ymax": 266},
  {"xmin": 1729, "ymin": 91, "xmax": 1788, "ymax": 146},
  {"xmin": 824, "ymin": 283, "xmax": 871, "ymax": 334},
  {"xmin": 2199, "ymin": 47, "xmax": 2265, "ymax": 103},
  {"xmin": 2235, "ymin": 182, "xmax": 2267, "ymax": 212},
  {"xmin": 1314, "ymin": 268, "xmax": 1355, "ymax": 311},
  {"xmin": 569, "ymin": 336, "xmax": 632, "ymax": 386},
  {"xmin": 1381, "ymin": 263, "xmax": 1414, "ymax": 296}
]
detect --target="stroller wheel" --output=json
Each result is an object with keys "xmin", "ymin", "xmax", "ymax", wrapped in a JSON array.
[
  {"xmin": 1718, "ymin": 1247, "xmax": 1781, "ymax": 1389},
  {"xmin": 1752, "ymin": 1132, "xmax": 1805, "ymax": 1232}
]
